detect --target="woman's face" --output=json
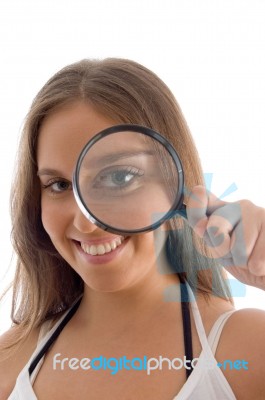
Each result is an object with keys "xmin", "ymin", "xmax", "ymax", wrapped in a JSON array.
[{"xmin": 37, "ymin": 101, "xmax": 170, "ymax": 292}]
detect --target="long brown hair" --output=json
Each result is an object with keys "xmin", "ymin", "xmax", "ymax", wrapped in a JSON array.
[{"xmin": 4, "ymin": 58, "xmax": 232, "ymax": 350}]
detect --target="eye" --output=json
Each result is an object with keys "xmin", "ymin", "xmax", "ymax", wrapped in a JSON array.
[
  {"xmin": 92, "ymin": 166, "xmax": 145, "ymax": 190},
  {"xmin": 42, "ymin": 178, "xmax": 72, "ymax": 195}
]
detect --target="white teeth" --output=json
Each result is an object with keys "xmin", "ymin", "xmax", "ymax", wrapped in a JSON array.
[
  {"xmin": 116, "ymin": 237, "xmax": 122, "ymax": 246},
  {"xmin": 90, "ymin": 245, "xmax": 97, "ymax": 256},
  {"xmin": 104, "ymin": 243, "xmax": 112, "ymax": 253},
  {"xmin": 110, "ymin": 241, "xmax": 117, "ymax": 250},
  {"xmin": 97, "ymin": 245, "xmax": 106, "ymax": 255},
  {"xmin": 80, "ymin": 236, "xmax": 125, "ymax": 256}
]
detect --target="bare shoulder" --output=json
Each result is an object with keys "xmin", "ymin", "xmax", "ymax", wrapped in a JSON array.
[
  {"xmin": 0, "ymin": 325, "xmax": 40, "ymax": 399},
  {"xmin": 216, "ymin": 308, "xmax": 265, "ymax": 400}
]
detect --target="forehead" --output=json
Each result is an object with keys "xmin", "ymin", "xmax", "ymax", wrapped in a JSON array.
[{"xmin": 37, "ymin": 101, "xmax": 117, "ymax": 174}]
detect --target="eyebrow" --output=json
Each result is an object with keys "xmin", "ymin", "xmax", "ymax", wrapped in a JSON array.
[
  {"xmin": 37, "ymin": 168, "xmax": 66, "ymax": 177},
  {"xmin": 83, "ymin": 150, "xmax": 155, "ymax": 169}
]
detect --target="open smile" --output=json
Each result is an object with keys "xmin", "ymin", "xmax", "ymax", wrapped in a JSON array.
[
  {"xmin": 80, "ymin": 236, "xmax": 125, "ymax": 256},
  {"xmin": 73, "ymin": 236, "xmax": 130, "ymax": 265}
]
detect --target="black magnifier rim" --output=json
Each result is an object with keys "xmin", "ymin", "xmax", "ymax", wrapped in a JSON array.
[{"xmin": 73, "ymin": 124, "xmax": 185, "ymax": 235}]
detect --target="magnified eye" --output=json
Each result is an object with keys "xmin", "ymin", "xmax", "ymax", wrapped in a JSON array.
[
  {"xmin": 73, "ymin": 128, "xmax": 185, "ymax": 233},
  {"xmin": 93, "ymin": 165, "xmax": 145, "ymax": 190}
]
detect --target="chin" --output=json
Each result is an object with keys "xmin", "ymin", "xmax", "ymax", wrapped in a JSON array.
[{"xmin": 83, "ymin": 278, "xmax": 133, "ymax": 293}]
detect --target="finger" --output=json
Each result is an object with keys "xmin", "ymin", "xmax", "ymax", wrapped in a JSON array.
[
  {"xmin": 187, "ymin": 185, "xmax": 227, "ymax": 214},
  {"xmin": 248, "ymin": 222, "xmax": 265, "ymax": 276},
  {"xmin": 228, "ymin": 201, "xmax": 261, "ymax": 268},
  {"xmin": 186, "ymin": 185, "xmax": 208, "ymax": 233},
  {"xmin": 187, "ymin": 186, "xmax": 240, "ymax": 258},
  {"xmin": 207, "ymin": 201, "xmax": 262, "ymax": 266},
  {"xmin": 186, "ymin": 186, "xmax": 229, "ymax": 258},
  {"xmin": 229, "ymin": 221, "xmax": 250, "ymax": 266},
  {"xmin": 186, "ymin": 185, "xmax": 227, "ymax": 236},
  {"xmin": 205, "ymin": 203, "xmax": 242, "ymax": 259}
]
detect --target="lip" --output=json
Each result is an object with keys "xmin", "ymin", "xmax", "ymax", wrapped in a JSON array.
[{"xmin": 73, "ymin": 237, "xmax": 129, "ymax": 265}]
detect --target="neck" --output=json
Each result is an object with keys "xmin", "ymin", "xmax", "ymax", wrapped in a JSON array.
[{"xmin": 75, "ymin": 269, "xmax": 181, "ymax": 333}]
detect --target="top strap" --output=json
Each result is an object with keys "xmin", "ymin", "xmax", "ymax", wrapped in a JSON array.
[
  {"xmin": 186, "ymin": 283, "xmax": 237, "ymax": 359},
  {"xmin": 28, "ymin": 296, "xmax": 82, "ymax": 376},
  {"xmin": 179, "ymin": 276, "xmax": 193, "ymax": 380},
  {"xmin": 207, "ymin": 310, "xmax": 236, "ymax": 355},
  {"xmin": 185, "ymin": 283, "xmax": 220, "ymax": 360}
]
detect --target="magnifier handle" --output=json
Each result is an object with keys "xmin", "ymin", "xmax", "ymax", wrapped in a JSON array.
[{"xmin": 177, "ymin": 204, "xmax": 187, "ymax": 219}]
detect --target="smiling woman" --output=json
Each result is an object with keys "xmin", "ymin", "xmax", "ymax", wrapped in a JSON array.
[{"xmin": 0, "ymin": 58, "xmax": 265, "ymax": 400}]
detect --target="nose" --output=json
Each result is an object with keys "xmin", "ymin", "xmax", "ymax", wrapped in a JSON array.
[{"xmin": 72, "ymin": 203, "xmax": 99, "ymax": 234}]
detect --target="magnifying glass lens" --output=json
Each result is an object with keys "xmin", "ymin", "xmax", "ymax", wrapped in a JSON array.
[{"xmin": 74, "ymin": 126, "xmax": 184, "ymax": 234}]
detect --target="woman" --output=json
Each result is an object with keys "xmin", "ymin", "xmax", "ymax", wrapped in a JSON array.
[{"xmin": 0, "ymin": 58, "xmax": 264, "ymax": 399}]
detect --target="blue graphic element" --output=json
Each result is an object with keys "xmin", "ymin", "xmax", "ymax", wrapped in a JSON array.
[
  {"xmin": 228, "ymin": 278, "xmax": 247, "ymax": 297},
  {"xmin": 203, "ymin": 172, "xmax": 238, "ymax": 199},
  {"xmin": 203, "ymin": 173, "xmax": 213, "ymax": 192},
  {"xmin": 219, "ymin": 182, "xmax": 238, "ymax": 199}
]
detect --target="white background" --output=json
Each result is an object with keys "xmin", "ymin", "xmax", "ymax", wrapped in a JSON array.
[{"xmin": 0, "ymin": 0, "xmax": 265, "ymax": 334}]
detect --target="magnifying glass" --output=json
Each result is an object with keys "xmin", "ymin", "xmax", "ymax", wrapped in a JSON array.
[{"xmin": 73, "ymin": 124, "xmax": 187, "ymax": 235}]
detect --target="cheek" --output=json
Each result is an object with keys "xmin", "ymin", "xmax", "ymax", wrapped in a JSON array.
[
  {"xmin": 134, "ymin": 228, "xmax": 168, "ymax": 261},
  {"xmin": 41, "ymin": 197, "xmax": 68, "ymax": 241}
]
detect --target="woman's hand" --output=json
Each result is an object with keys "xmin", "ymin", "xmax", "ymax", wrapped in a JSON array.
[{"xmin": 186, "ymin": 185, "xmax": 265, "ymax": 290}]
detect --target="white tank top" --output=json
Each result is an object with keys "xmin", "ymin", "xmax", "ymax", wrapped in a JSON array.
[{"xmin": 8, "ymin": 284, "xmax": 237, "ymax": 399}]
